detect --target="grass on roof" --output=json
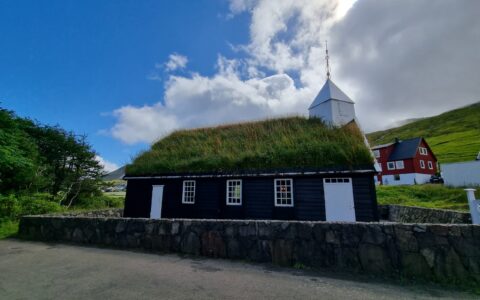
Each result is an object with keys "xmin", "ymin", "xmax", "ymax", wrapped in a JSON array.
[{"xmin": 126, "ymin": 117, "xmax": 374, "ymax": 176}]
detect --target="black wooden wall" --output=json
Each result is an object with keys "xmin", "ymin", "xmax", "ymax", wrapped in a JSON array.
[{"xmin": 123, "ymin": 174, "xmax": 378, "ymax": 222}]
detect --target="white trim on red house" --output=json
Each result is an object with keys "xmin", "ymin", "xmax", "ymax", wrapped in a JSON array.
[
  {"xmin": 381, "ymin": 173, "xmax": 431, "ymax": 185},
  {"xmin": 428, "ymin": 161, "xmax": 433, "ymax": 170}
]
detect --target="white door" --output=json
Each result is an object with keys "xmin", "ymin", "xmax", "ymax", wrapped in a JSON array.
[
  {"xmin": 150, "ymin": 185, "xmax": 164, "ymax": 219},
  {"xmin": 323, "ymin": 178, "xmax": 356, "ymax": 222}
]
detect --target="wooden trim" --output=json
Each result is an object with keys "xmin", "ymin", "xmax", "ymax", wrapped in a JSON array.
[
  {"xmin": 181, "ymin": 180, "xmax": 196, "ymax": 204},
  {"xmin": 226, "ymin": 179, "xmax": 242, "ymax": 206},
  {"xmin": 274, "ymin": 178, "xmax": 294, "ymax": 207}
]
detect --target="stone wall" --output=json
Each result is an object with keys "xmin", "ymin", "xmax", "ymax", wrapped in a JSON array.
[
  {"xmin": 19, "ymin": 216, "xmax": 480, "ymax": 284},
  {"xmin": 379, "ymin": 205, "xmax": 471, "ymax": 224}
]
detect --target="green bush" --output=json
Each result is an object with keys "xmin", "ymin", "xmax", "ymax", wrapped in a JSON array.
[
  {"xmin": 0, "ymin": 193, "xmax": 64, "ymax": 219},
  {"xmin": 75, "ymin": 195, "xmax": 124, "ymax": 209}
]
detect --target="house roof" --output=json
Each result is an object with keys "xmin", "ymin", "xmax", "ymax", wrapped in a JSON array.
[
  {"xmin": 309, "ymin": 79, "xmax": 354, "ymax": 110},
  {"xmin": 371, "ymin": 142, "xmax": 394, "ymax": 150},
  {"xmin": 125, "ymin": 117, "xmax": 374, "ymax": 176},
  {"xmin": 387, "ymin": 137, "xmax": 423, "ymax": 160}
]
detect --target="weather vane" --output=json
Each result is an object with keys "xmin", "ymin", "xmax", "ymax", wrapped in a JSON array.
[{"xmin": 325, "ymin": 40, "xmax": 331, "ymax": 79}]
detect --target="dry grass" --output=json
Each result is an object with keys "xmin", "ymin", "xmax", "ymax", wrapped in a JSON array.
[{"xmin": 126, "ymin": 117, "xmax": 373, "ymax": 175}]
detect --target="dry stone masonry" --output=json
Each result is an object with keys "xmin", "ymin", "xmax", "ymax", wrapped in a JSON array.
[
  {"xmin": 378, "ymin": 205, "xmax": 471, "ymax": 224},
  {"xmin": 19, "ymin": 215, "xmax": 480, "ymax": 284}
]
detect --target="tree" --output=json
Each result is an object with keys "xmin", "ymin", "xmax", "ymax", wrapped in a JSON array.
[{"xmin": 0, "ymin": 106, "xmax": 104, "ymax": 206}]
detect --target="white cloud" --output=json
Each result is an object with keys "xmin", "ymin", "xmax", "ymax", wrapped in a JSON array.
[
  {"xmin": 95, "ymin": 155, "xmax": 120, "ymax": 173},
  {"xmin": 109, "ymin": 0, "xmax": 480, "ymax": 144},
  {"xmin": 164, "ymin": 53, "xmax": 188, "ymax": 71}
]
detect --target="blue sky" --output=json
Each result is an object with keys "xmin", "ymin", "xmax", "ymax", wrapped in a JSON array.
[
  {"xmin": 0, "ymin": 0, "xmax": 250, "ymax": 169},
  {"xmin": 2, "ymin": 1, "xmax": 479, "ymax": 171}
]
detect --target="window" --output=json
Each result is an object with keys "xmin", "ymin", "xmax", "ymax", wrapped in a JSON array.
[
  {"xmin": 387, "ymin": 162, "xmax": 396, "ymax": 170},
  {"xmin": 226, "ymin": 180, "xmax": 242, "ymax": 205},
  {"xmin": 274, "ymin": 179, "xmax": 293, "ymax": 207},
  {"xmin": 373, "ymin": 150, "xmax": 380, "ymax": 158},
  {"xmin": 324, "ymin": 178, "xmax": 350, "ymax": 183},
  {"xmin": 419, "ymin": 147, "xmax": 428, "ymax": 155},
  {"xmin": 395, "ymin": 160, "xmax": 404, "ymax": 169},
  {"xmin": 394, "ymin": 174, "xmax": 401, "ymax": 181},
  {"xmin": 428, "ymin": 161, "xmax": 433, "ymax": 170},
  {"xmin": 420, "ymin": 160, "xmax": 425, "ymax": 169},
  {"xmin": 182, "ymin": 180, "xmax": 195, "ymax": 204}
]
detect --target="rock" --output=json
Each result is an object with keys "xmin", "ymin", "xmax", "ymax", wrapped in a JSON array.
[
  {"xmin": 201, "ymin": 231, "xmax": 226, "ymax": 258},
  {"xmin": 72, "ymin": 228, "xmax": 83, "ymax": 242},
  {"xmin": 171, "ymin": 222, "xmax": 180, "ymax": 235},
  {"xmin": 359, "ymin": 244, "xmax": 391, "ymax": 274},
  {"xmin": 115, "ymin": 221, "xmax": 127, "ymax": 233},
  {"xmin": 420, "ymin": 248, "xmax": 436, "ymax": 268},
  {"xmin": 181, "ymin": 232, "xmax": 200, "ymax": 255},
  {"xmin": 271, "ymin": 239, "xmax": 293, "ymax": 266},
  {"xmin": 401, "ymin": 252, "xmax": 431, "ymax": 278}
]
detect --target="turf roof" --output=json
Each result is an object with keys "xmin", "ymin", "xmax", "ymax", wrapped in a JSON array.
[{"xmin": 126, "ymin": 117, "xmax": 374, "ymax": 176}]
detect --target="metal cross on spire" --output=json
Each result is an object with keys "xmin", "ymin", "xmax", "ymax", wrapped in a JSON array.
[{"xmin": 325, "ymin": 40, "xmax": 331, "ymax": 79}]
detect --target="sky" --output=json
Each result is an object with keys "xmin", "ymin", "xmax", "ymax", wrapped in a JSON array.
[{"xmin": 1, "ymin": 0, "xmax": 479, "ymax": 172}]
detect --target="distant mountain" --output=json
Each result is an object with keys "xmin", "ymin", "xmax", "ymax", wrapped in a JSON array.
[
  {"xmin": 102, "ymin": 166, "xmax": 126, "ymax": 181},
  {"xmin": 367, "ymin": 102, "xmax": 480, "ymax": 163}
]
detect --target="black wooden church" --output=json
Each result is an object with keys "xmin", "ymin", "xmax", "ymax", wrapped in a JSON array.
[{"xmin": 123, "ymin": 78, "xmax": 379, "ymax": 222}]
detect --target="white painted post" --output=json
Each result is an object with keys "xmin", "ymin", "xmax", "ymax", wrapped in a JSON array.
[{"xmin": 465, "ymin": 189, "xmax": 480, "ymax": 225}]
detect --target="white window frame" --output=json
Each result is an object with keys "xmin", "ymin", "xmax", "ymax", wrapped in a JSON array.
[
  {"xmin": 182, "ymin": 180, "xmax": 196, "ymax": 204},
  {"xmin": 387, "ymin": 162, "xmax": 396, "ymax": 170},
  {"xmin": 419, "ymin": 147, "xmax": 428, "ymax": 155},
  {"xmin": 274, "ymin": 178, "xmax": 294, "ymax": 207},
  {"xmin": 373, "ymin": 150, "xmax": 380, "ymax": 158},
  {"xmin": 324, "ymin": 178, "xmax": 351, "ymax": 183},
  {"xmin": 428, "ymin": 161, "xmax": 433, "ymax": 170},
  {"xmin": 420, "ymin": 160, "xmax": 425, "ymax": 169},
  {"xmin": 395, "ymin": 160, "xmax": 404, "ymax": 169},
  {"xmin": 226, "ymin": 180, "xmax": 242, "ymax": 206}
]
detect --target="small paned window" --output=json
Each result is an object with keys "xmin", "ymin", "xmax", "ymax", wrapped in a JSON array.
[
  {"xmin": 395, "ymin": 160, "xmax": 404, "ymax": 169},
  {"xmin": 274, "ymin": 179, "xmax": 293, "ymax": 207},
  {"xmin": 324, "ymin": 178, "xmax": 350, "ymax": 183},
  {"xmin": 226, "ymin": 180, "xmax": 242, "ymax": 205},
  {"xmin": 373, "ymin": 150, "xmax": 380, "ymax": 158},
  {"xmin": 420, "ymin": 160, "xmax": 425, "ymax": 169},
  {"xmin": 419, "ymin": 147, "xmax": 428, "ymax": 155},
  {"xmin": 182, "ymin": 180, "xmax": 195, "ymax": 204},
  {"xmin": 428, "ymin": 161, "xmax": 433, "ymax": 170},
  {"xmin": 394, "ymin": 174, "xmax": 401, "ymax": 181},
  {"xmin": 387, "ymin": 162, "xmax": 396, "ymax": 170}
]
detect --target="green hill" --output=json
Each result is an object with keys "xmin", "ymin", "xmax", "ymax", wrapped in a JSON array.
[
  {"xmin": 126, "ymin": 117, "xmax": 373, "ymax": 176},
  {"xmin": 367, "ymin": 102, "xmax": 480, "ymax": 163}
]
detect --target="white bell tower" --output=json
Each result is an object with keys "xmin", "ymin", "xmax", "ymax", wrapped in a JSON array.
[{"xmin": 308, "ymin": 42, "xmax": 356, "ymax": 126}]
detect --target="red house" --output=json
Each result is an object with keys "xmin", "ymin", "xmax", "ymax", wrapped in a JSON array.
[{"xmin": 372, "ymin": 137, "xmax": 438, "ymax": 185}]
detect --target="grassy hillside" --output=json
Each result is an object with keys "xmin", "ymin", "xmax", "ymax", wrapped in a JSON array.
[
  {"xmin": 127, "ymin": 117, "xmax": 373, "ymax": 175},
  {"xmin": 376, "ymin": 184, "xmax": 469, "ymax": 211},
  {"xmin": 367, "ymin": 102, "xmax": 480, "ymax": 163}
]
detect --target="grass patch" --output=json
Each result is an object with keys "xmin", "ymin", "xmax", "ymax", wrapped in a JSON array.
[
  {"xmin": 127, "ymin": 117, "xmax": 373, "ymax": 175},
  {"xmin": 0, "ymin": 219, "xmax": 19, "ymax": 239},
  {"xmin": 376, "ymin": 184, "xmax": 469, "ymax": 211},
  {"xmin": 367, "ymin": 102, "xmax": 480, "ymax": 163}
]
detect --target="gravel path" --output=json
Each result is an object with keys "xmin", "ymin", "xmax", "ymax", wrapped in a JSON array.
[{"xmin": 0, "ymin": 239, "xmax": 474, "ymax": 300}]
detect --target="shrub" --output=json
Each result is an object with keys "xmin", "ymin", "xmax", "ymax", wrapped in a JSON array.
[
  {"xmin": 0, "ymin": 193, "xmax": 63, "ymax": 219},
  {"xmin": 75, "ymin": 195, "xmax": 124, "ymax": 209}
]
